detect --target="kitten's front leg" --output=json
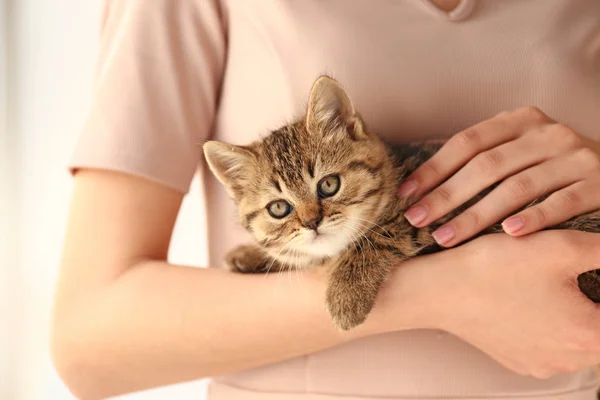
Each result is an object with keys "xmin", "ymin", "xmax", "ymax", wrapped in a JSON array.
[
  {"xmin": 225, "ymin": 244, "xmax": 282, "ymax": 273},
  {"xmin": 326, "ymin": 250, "xmax": 397, "ymax": 331}
]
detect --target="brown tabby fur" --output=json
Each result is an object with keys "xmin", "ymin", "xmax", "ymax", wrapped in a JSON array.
[{"xmin": 204, "ymin": 76, "xmax": 600, "ymax": 331}]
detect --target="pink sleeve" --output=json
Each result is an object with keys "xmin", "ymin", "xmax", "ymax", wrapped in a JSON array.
[{"xmin": 69, "ymin": 0, "xmax": 226, "ymax": 193}]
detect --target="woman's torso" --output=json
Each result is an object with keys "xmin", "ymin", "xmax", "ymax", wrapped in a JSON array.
[{"xmin": 204, "ymin": 1, "xmax": 600, "ymax": 398}]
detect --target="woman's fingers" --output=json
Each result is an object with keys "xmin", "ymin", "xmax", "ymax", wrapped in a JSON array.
[
  {"xmin": 398, "ymin": 107, "xmax": 551, "ymax": 199},
  {"xmin": 429, "ymin": 150, "xmax": 594, "ymax": 246},
  {"xmin": 504, "ymin": 180, "xmax": 600, "ymax": 237},
  {"xmin": 503, "ymin": 148, "xmax": 600, "ymax": 237},
  {"xmin": 403, "ymin": 134, "xmax": 555, "ymax": 229},
  {"xmin": 398, "ymin": 107, "xmax": 600, "ymax": 242},
  {"xmin": 398, "ymin": 116, "xmax": 516, "ymax": 198}
]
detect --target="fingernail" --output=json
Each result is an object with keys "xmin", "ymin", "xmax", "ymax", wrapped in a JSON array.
[
  {"xmin": 432, "ymin": 225, "xmax": 456, "ymax": 245},
  {"xmin": 404, "ymin": 205, "xmax": 428, "ymax": 226},
  {"xmin": 398, "ymin": 180, "xmax": 418, "ymax": 198},
  {"xmin": 502, "ymin": 216, "xmax": 525, "ymax": 234}
]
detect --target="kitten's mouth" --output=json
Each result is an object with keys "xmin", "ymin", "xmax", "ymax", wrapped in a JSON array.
[
  {"xmin": 311, "ymin": 231, "xmax": 331, "ymax": 244},
  {"xmin": 293, "ymin": 222, "xmax": 352, "ymax": 259}
]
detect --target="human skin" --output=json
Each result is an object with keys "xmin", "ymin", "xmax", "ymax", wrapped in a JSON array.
[
  {"xmin": 399, "ymin": 106, "xmax": 600, "ymax": 247},
  {"xmin": 50, "ymin": 167, "xmax": 600, "ymax": 399}
]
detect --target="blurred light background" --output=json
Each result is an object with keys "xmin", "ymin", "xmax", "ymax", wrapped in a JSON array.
[{"xmin": 1, "ymin": 0, "xmax": 210, "ymax": 398}]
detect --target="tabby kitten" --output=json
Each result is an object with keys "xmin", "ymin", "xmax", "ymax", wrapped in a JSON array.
[{"xmin": 203, "ymin": 75, "xmax": 600, "ymax": 331}]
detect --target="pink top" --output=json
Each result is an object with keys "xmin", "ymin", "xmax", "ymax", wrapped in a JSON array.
[{"xmin": 70, "ymin": 0, "xmax": 600, "ymax": 398}]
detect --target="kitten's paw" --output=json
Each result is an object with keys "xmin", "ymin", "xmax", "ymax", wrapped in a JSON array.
[
  {"xmin": 225, "ymin": 244, "xmax": 267, "ymax": 273},
  {"xmin": 326, "ymin": 286, "xmax": 373, "ymax": 331}
]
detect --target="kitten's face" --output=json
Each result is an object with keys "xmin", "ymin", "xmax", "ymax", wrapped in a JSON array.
[{"xmin": 204, "ymin": 76, "xmax": 393, "ymax": 265}]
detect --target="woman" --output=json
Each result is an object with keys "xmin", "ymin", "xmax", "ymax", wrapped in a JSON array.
[{"xmin": 51, "ymin": 0, "xmax": 600, "ymax": 399}]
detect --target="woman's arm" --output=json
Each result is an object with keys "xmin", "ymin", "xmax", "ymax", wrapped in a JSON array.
[
  {"xmin": 52, "ymin": 170, "xmax": 600, "ymax": 399},
  {"xmin": 50, "ymin": 169, "xmax": 438, "ymax": 399}
]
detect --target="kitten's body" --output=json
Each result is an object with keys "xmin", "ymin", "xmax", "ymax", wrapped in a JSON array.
[{"xmin": 204, "ymin": 76, "xmax": 600, "ymax": 331}]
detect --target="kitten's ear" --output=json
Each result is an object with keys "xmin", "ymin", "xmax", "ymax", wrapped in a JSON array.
[
  {"xmin": 305, "ymin": 75, "xmax": 367, "ymax": 140},
  {"xmin": 203, "ymin": 141, "xmax": 255, "ymax": 200}
]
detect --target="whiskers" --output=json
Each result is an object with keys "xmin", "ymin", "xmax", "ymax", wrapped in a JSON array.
[
  {"xmin": 333, "ymin": 215, "xmax": 389, "ymax": 261},
  {"xmin": 349, "ymin": 216, "xmax": 392, "ymax": 239},
  {"xmin": 276, "ymin": 246, "xmax": 307, "ymax": 285},
  {"xmin": 263, "ymin": 215, "xmax": 389, "ymax": 285},
  {"xmin": 265, "ymin": 233, "xmax": 308, "ymax": 285},
  {"xmin": 338, "ymin": 222, "xmax": 368, "ymax": 271},
  {"xmin": 320, "ymin": 214, "xmax": 380, "ymax": 256}
]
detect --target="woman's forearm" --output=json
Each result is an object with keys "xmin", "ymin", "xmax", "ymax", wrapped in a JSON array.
[
  {"xmin": 51, "ymin": 170, "xmax": 442, "ymax": 399},
  {"xmin": 51, "ymin": 257, "xmax": 436, "ymax": 399}
]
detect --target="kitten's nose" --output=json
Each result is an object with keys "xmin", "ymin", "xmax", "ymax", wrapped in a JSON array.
[{"xmin": 302, "ymin": 216, "xmax": 322, "ymax": 231}]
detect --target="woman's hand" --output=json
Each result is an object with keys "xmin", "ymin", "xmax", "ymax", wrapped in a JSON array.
[
  {"xmin": 398, "ymin": 106, "xmax": 600, "ymax": 247},
  {"xmin": 417, "ymin": 230, "xmax": 600, "ymax": 379}
]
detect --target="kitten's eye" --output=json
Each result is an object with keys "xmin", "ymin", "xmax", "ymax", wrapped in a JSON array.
[
  {"xmin": 267, "ymin": 200, "xmax": 292, "ymax": 219},
  {"xmin": 317, "ymin": 174, "xmax": 341, "ymax": 198}
]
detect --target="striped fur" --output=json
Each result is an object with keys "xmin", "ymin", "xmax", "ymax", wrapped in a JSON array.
[{"xmin": 204, "ymin": 76, "xmax": 600, "ymax": 331}]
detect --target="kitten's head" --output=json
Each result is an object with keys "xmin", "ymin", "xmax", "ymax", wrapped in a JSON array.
[{"xmin": 204, "ymin": 76, "xmax": 394, "ymax": 265}]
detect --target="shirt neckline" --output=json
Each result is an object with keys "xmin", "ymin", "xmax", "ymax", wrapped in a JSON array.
[{"xmin": 419, "ymin": 0, "xmax": 476, "ymax": 21}]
